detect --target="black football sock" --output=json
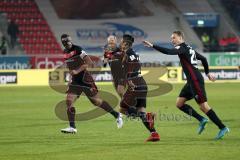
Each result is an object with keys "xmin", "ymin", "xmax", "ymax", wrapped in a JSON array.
[
  {"xmin": 179, "ymin": 104, "xmax": 204, "ymax": 122},
  {"xmin": 67, "ymin": 107, "xmax": 76, "ymax": 128},
  {"xmin": 139, "ymin": 112, "xmax": 156, "ymax": 133},
  {"xmin": 127, "ymin": 107, "xmax": 138, "ymax": 117},
  {"xmin": 100, "ymin": 101, "xmax": 119, "ymax": 118},
  {"xmin": 206, "ymin": 109, "xmax": 225, "ymax": 129}
]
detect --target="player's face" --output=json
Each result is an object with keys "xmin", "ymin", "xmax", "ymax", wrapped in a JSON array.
[
  {"xmin": 171, "ymin": 34, "xmax": 183, "ymax": 46},
  {"xmin": 119, "ymin": 39, "xmax": 128, "ymax": 52},
  {"xmin": 108, "ymin": 38, "xmax": 117, "ymax": 49},
  {"xmin": 61, "ymin": 37, "xmax": 73, "ymax": 49}
]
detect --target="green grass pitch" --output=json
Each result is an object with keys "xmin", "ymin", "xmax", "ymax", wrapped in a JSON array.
[{"xmin": 0, "ymin": 83, "xmax": 239, "ymax": 160}]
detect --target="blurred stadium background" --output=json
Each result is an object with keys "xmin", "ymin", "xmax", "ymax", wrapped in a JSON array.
[
  {"xmin": 0, "ymin": 0, "xmax": 240, "ymax": 160},
  {"xmin": 0, "ymin": 0, "xmax": 240, "ymax": 69}
]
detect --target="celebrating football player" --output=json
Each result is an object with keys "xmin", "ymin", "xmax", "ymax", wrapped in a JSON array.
[
  {"xmin": 60, "ymin": 34, "xmax": 123, "ymax": 134},
  {"xmin": 143, "ymin": 31, "xmax": 229, "ymax": 140}
]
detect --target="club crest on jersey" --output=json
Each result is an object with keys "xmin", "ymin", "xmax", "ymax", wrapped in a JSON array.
[{"xmin": 175, "ymin": 46, "xmax": 181, "ymax": 49}]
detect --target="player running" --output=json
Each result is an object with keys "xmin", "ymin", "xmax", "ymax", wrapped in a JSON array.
[
  {"xmin": 143, "ymin": 31, "xmax": 229, "ymax": 140},
  {"xmin": 120, "ymin": 34, "xmax": 160, "ymax": 142},
  {"xmin": 103, "ymin": 35, "xmax": 139, "ymax": 116},
  {"xmin": 60, "ymin": 34, "xmax": 123, "ymax": 134}
]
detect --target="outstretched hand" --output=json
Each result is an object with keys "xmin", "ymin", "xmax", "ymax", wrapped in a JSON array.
[{"xmin": 143, "ymin": 40, "xmax": 153, "ymax": 47}]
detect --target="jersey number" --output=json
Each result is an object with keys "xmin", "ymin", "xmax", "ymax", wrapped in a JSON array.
[
  {"xmin": 189, "ymin": 49, "xmax": 197, "ymax": 65},
  {"xmin": 129, "ymin": 55, "xmax": 139, "ymax": 61}
]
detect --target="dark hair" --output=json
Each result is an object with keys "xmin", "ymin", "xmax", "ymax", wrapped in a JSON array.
[
  {"xmin": 61, "ymin": 34, "xmax": 70, "ymax": 39},
  {"xmin": 173, "ymin": 31, "xmax": 184, "ymax": 38},
  {"xmin": 122, "ymin": 34, "xmax": 134, "ymax": 49},
  {"xmin": 123, "ymin": 34, "xmax": 134, "ymax": 43}
]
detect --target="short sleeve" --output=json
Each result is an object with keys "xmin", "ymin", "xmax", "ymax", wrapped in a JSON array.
[{"xmin": 80, "ymin": 50, "xmax": 87, "ymax": 59}]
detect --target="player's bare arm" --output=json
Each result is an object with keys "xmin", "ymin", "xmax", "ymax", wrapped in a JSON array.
[
  {"xmin": 127, "ymin": 80, "xmax": 136, "ymax": 91},
  {"xmin": 70, "ymin": 55, "xmax": 93, "ymax": 75},
  {"xmin": 103, "ymin": 47, "xmax": 112, "ymax": 64},
  {"xmin": 117, "ymin": 84, "xmax": 125, "ymax": 97}
]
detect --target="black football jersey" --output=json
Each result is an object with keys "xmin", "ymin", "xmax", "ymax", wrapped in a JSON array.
[
  {"xmin": 63, "ymin": 45, "xmax": 87, "ymax": 70},
  {"xmin": 122, "ymin": 48, "xmax": 141, "ymax": 80},
  {"xmin": 153, "ymin": 42, "xmax": 209, "ymax": 81}
]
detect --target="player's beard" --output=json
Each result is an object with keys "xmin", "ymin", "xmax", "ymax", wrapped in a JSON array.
[
  {"xmin": 65, "ymin": 42, "xmax": 73, "ymax": 50},
  {"xmin": 120, "ymin": 42, "xmax": 130, "ymax": 52}
]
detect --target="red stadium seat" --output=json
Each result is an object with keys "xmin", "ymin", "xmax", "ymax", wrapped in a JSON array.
[{"xmin": 2, "ymin": 0, "xmax": 62, "ymax": 55}]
